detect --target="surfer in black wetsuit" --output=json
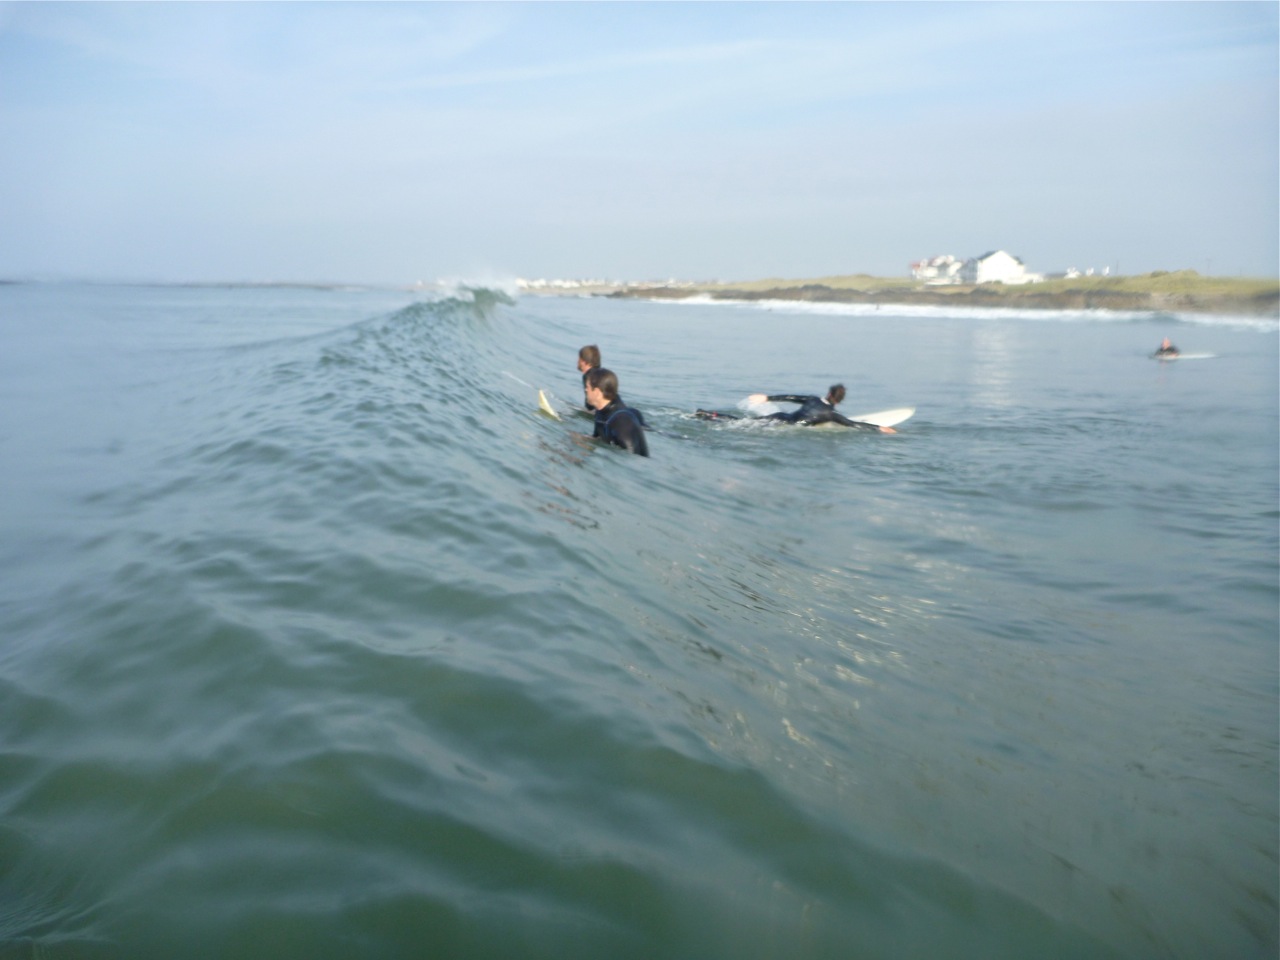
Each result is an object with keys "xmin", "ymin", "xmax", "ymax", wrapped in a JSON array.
[
  {"xmin": 578, "ymin": 345, "xmax": 600, "ymax": 412},
  {"xmin": 1154, "ymin": 337, "xmax": 1179, "ymax": 358},
  {"xmin": 698, "ymin": 384, "xmax": 892, "ymax": 432},
  {"xmin": 585, "ymin": 367, "xmax": 649, "ymax": 456}
]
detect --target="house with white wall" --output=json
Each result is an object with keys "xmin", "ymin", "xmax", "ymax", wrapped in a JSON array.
[
  {"xmin": 910, "ymin": 254, "xmax": 964, "ymax": 284},
  {"xmin": 959, "ymin": 250, "xmax": 1043, "ymax": 285}
]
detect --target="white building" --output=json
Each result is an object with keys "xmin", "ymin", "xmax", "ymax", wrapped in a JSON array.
[
  {"xmin": 959, "ymin": 250, "xmax": 1043, "ymax": 285},
  {"xmin": 1058, "ymin": 266, "xmax": 1111, "ymax": 279},
  {"xmin": 910, "ymin": 254, "xmax": 964, "ymax": 284}
]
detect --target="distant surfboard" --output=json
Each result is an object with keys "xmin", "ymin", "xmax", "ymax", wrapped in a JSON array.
[
  {"xmin": 1152, "ymin": 352, "xmax": 1215, "ymax": 361},
  {"xmin": 537, "ymin": 389, "xmax": 561, "ymax": 420}
]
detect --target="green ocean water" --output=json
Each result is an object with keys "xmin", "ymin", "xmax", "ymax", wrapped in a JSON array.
[{"xmin": 1, "ymin": 282, "xmax": 1276, "ymax": 959}]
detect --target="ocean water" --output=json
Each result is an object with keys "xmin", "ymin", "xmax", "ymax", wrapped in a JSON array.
[{"xmin": 0, "ymin": 281, "xmax": 1275, "ymax": 959}]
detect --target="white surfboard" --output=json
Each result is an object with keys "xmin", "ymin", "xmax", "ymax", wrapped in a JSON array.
[
  {"xmin": 849, "ymin": 406, "xmax": 915, "ymax": 428},
  {"xmin": 808, "ymin": 406, "xmax": 916, "ymax": 429},
  {"xmin": 1152, "ymin": 352, "xmax": 1215, "ymax": 361},
  {"xmin": 537, "ymin": 389, "xmax": 561, "ymax": 420},
  {"xmin": 742, "ymin": 395, "xmax": 914, "ymax": 428}
]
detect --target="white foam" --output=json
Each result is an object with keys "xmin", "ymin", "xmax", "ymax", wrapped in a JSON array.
[{"xmin": 654, "ymin": 293, "xmax": 1279, "ymax": 332}]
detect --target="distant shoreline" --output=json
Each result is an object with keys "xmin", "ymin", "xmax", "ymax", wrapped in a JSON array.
[
  {"xmin": 6, "ymin": 273, "xmax": 1276, "ymax": 316},
  {"xmin": 598, "ymin": 272, "xmax": 1280, "ymax": 317}
]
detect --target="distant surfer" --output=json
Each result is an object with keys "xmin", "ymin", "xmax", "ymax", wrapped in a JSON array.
[
  {"xmin": 577, "ymin": 345, "xmax": 601, "ymax": 411},
  {"xmin": 585, "ymin": 367, "xmax": 649, "ymax": 456},
  {"xmin": 1154, "ymin": 337, "xmax": 1180, "ymax": 359},
  {"xmin": 697, "ymin": 384, "xmax": 894, "ymax": 432}
]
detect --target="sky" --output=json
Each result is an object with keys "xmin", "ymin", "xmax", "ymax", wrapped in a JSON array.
[{"xmin": 0, "ymin": 2, "xmax": 1276, "ymax": 285}]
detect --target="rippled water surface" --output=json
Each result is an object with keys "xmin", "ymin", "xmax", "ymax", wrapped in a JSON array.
[{"xmin": 1, "ymin": 283, "xmax": 1276, "ymax": 959}]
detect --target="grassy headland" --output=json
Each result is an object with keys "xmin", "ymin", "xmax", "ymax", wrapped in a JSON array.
[{"xmin": 608, "ymin": 271, "xmax": 1279, "ymax": 316}]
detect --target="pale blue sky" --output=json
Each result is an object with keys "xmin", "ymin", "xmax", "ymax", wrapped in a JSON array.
[{"xmin": 1, "ymin": 2, "xmax": 1276, "ymax": 284}]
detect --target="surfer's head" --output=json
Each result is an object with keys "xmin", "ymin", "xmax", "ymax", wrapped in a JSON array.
[
  {"xmin": 826, "ymin": 384, "xmax": 846, "ymax": 406},
  {"xmin": 584, "ymin": 367, "xmax": 619, "ymax": 408},
  {"xmin": 578, "ymin": 344, "xmax": 601, "ymax": 372}
]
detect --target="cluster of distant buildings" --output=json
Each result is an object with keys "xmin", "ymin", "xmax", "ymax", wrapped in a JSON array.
[
  {"xmin": 517, "ymin": 251, "xmax": 1114, "ymax": 294},
  {"xmin": 516, "ymin": 277, "xmax": 700, "ymax": 293},
  {"xmin": 910, "ymin": 250, "xmax": 1110, "ymax": 285},
  {"xmin": 518, "ymin": 277, "xmax": 616, "ymax": 291}
]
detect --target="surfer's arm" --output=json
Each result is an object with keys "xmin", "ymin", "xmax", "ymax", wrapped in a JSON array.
[{"xmin": 764, "ymin": 394, "xmax": 809, "ymax": 405}]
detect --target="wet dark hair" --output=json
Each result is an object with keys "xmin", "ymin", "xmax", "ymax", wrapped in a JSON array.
[
  {"xmin": 579, "ymin": 345, "xmax": 601, "ymax": 368},
  {"xmin": 826, "ymin": 384, "xmax": 846, "ymax": 405},
  {"xmin": 585, "ymin": 367, "xmax": 619, "ymax": 402}
]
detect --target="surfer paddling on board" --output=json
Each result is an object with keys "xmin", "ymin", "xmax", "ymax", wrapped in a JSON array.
[
  {"xmin": 577, "ymin": 345, "xmax": 601, "ymax": 412},
  {"xmin": 585, "ymin": 368, "xmax": 649, "ymax": 457},
  {"xmin": 697, "ymin": 384, "xmax": 895, "ymax": 432},
  {"xmin": 1154, "ymin": 337, "xmax": 1180, "ymax": 359}
]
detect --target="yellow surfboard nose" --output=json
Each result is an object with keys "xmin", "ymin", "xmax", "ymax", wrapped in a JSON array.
[{"xmin": 537, "ymin": 389, "xmax": 561, "ymax": 420}]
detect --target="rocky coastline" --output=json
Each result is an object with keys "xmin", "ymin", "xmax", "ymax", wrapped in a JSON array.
[{"xmin": 605, "ymin": 275, "xmax": 1280, "ymax": 316}]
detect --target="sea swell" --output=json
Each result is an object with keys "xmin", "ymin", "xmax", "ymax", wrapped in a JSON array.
[{"xmin": 1, "ymin": 283, "xmax": 1274, "ymax": 959}]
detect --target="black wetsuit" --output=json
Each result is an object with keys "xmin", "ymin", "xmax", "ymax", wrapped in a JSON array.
[
  {"xmin": 763, "ymin": 395, "xmax": 878, "ymax": 430},
  {"xmin": 593, "ymin": 398, "xmax": 649, "ymax": 456}
]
